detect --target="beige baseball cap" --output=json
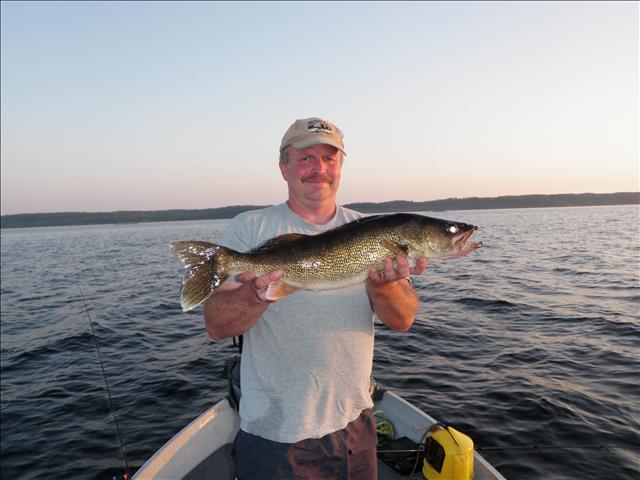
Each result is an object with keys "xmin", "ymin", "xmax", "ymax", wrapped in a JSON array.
[{"xmin": 279, "ymin": 117, "xmax": 346, "ymax": 155}]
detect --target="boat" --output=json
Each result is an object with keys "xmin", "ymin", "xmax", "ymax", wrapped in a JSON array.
[{"xmin": 132, "ymin": 381, "xmax": 506, "ymax": 480}]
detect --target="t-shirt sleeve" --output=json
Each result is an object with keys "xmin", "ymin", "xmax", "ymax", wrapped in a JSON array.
[{"xmin": 218, "ymin": 215, "xmax": 254, "ymax": 252}]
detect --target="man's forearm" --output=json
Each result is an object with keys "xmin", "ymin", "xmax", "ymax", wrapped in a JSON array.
[
  {"xmin": 203, "ymin": 269, "xmax": 285, "ymax": 341},
  {"xmin": 203, "ymin": 284, "xmax": 269, "ymax": 341},
  {"xmin": 366, "ymin": 279, "xmax": 418, "ymax": 332}
]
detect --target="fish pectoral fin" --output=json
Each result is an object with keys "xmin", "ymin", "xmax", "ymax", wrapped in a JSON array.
[
  {"xmin": 265, "ymin": 280, "xmax": 299, "ymax": 301},
  {"xmin": 381, "ymin": 239, "xmax": 410, "ymax": 256},
  {"xmin": 251, "ymin": 233, "xmax": 310, "ymax": 252}
]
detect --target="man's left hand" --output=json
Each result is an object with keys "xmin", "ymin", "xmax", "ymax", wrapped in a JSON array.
[{"xmin": 367, "ymin": 255, "xmax": 427, "ymax": 285}]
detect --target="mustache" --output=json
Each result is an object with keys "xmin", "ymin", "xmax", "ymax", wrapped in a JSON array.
[{"xmin": 302, "ymin": 173, "xmax": 334, "ymax": 184}]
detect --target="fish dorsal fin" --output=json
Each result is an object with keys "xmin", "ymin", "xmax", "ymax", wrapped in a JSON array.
[
  {"xmin": 251, "ymin": 233, "xmax": 309, "ymax": 252},
  {"xmin": 381, "ymin": 239, "xmax": 409, "ymax": 255},
  {"xmin": 265, "ymin": 280, "xmax": 299, "ymax": 301}
]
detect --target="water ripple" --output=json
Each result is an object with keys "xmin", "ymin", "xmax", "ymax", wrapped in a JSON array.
[{"xmin": 1, "ymin": 207, "xmax": 639, "ymax": 480}]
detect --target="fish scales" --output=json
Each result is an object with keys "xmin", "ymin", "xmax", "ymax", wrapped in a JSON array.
[{"xmin": 227, "ymin": 216, "xmax": 415, "ymax": 289}]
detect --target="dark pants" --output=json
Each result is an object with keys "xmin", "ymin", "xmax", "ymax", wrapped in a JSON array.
[{"xmin": 232, "ymin": 409, "xmax": 378, "ymax": 480}]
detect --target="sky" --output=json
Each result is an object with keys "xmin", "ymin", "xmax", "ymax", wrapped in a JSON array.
[{"xmin": 1, "ymin": 1, "xmax": 638, "ymax": 215}]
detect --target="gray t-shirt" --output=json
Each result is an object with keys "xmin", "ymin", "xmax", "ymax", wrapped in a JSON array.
[{"xmin": 219, "ymin": 202, "xmax": 375, "ymax": 443}]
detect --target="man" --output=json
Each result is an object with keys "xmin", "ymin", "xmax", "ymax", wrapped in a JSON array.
[{"xmin": 204, "ymin": 117, "xmax": 427, "ymax": 479}]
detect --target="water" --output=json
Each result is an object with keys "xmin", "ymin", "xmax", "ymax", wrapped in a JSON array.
[{"xmin": 1, "ymin": 205, "xmax": 639, "ymax": 480}]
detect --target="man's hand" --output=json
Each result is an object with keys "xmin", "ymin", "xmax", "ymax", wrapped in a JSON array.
[
  {"xmin": 235, "ymin": 269, "xmax": 285, "ymax": 303},
  {"xmin": 367, "ymin": 255, "xmax": 427, "ymax": 285},
  {"xmin": 365, "ymin": 255, "xmax": 427, "ymax": 332},
  {"xmin": 204, "ymin": 269, "xmax": 284, "ymax": 340}
]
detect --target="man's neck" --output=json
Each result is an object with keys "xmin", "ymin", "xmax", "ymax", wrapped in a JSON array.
[{"xmin": 286, "ymin": 199, "xmax": 337, "ymax": 225}]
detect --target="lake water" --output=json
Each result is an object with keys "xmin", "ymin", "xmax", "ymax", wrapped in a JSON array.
[{"xmin": 1, "ymin": 205, "xmax": 639, "ymax": 479}]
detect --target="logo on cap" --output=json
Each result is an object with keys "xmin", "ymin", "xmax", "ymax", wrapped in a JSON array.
[{"xmin": 307, "ymin": 120, "xmax": 333, "ymax": 134}]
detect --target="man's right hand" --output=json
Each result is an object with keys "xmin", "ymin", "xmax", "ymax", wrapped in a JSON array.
[
  {"xmin": 203, "ymin": 269, "xmax": 285, "ymax": 340},
  {"xmin": 235, "ymin": 269, "xmax": 286, "ymax": 304}
]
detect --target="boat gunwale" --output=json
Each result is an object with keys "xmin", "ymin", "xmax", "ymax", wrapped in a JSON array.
[
  {"xmin": 132, "ymin": 397, "xmax": 238, "ymax": 479},
  {"xmin": 133, "ymin": 391, "xmax": 506, "ymax": 480}
]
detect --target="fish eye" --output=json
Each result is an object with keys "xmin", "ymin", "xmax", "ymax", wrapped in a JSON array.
[{"xmin": 446, "ymin": 224, "xmax": 459, "ymax": 234}]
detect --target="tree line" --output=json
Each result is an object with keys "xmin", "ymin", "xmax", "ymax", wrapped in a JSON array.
[{"xmin": 2, "ymin": 192, "xmax": 638, "ymax": 229}]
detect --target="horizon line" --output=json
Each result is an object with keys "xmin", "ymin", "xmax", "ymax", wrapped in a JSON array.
[{"xmin": 1, "ymin": 191, "xmax": 638, "ymax": 217}]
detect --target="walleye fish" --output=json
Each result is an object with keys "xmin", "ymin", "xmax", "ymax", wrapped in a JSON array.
[{"xmin": 170, "ymin": 213, "xmax": 482, "ymax": 311}]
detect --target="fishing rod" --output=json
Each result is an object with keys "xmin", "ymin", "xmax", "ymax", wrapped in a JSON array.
[
  {"xmin": 477, "ymin": 444, "xmax": 628, "ymax": 452},
  {"xmin": 378, "ymin": 444, "xmax": 628, "ymax": 454},
  {"xmin": 79, "ymin": 286, "xmax": 130, "ymax": 480}
]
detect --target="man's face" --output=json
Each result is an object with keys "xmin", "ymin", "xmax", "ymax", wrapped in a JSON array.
[{"xmin": 279, "ymin": 144, "xmax": 343, "ymax": 205}]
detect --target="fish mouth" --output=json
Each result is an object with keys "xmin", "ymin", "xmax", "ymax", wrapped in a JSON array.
[{"xmin": 451, "ymin": 226, "xmax": 483, "ymax": 256}]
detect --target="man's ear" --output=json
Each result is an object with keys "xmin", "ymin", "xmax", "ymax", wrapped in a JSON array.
[{"xmin": 279, "ymin": 161, "xmax": 288, "ymax": 182}]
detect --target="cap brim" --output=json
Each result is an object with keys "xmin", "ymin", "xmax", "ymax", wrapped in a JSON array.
[{"xmin": 290, "ymin": 135, "xmax": 346, "ymax": 155}]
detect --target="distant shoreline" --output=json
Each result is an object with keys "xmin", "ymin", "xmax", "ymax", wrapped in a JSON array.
[{"xmin": 1, "ymin": 192, "xmax": 638, "ymax": 229}]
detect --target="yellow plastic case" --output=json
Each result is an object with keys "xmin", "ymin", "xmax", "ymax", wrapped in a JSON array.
[{"xmin": 422, "ymin": 426, "xmax": 474, "ymax": 480}]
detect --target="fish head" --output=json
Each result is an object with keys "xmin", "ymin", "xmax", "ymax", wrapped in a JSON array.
[{"xmin": 417, "ymin": 217, "xmax": 483, "ymax": 259}]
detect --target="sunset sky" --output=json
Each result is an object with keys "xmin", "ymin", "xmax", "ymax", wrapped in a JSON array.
[{"xmin": 1, "ymin": 1, "xmax": 638, "ymax": 215}]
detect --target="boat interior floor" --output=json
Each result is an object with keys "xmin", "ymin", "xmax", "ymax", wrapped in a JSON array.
[
  {"xmin": 182, "ymin": 444, "xmax": 234, "ymax": 480},
  {"xmin": 181, "ymin": 443, "xmax": 424, "ymax": 480}
]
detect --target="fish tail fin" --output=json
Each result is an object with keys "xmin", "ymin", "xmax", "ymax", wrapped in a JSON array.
[{"xmin": 170, "ymin": 241, "xmax": 233, "ymax": 312}]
